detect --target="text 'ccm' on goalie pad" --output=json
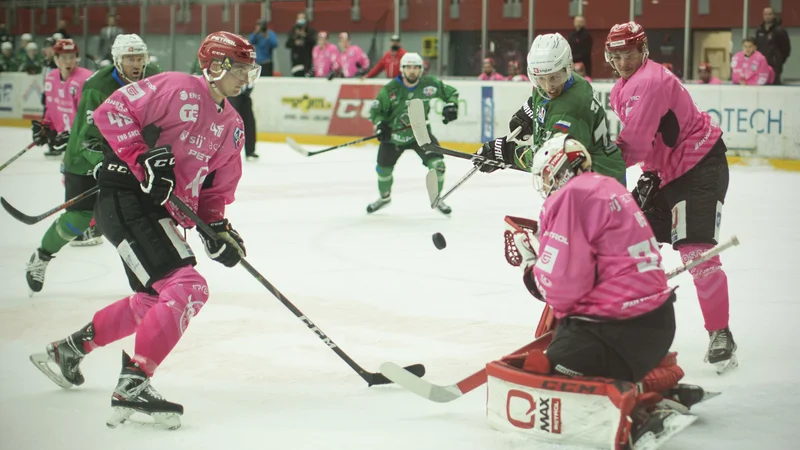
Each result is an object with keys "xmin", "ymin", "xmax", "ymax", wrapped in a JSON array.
[{"xmin": 485, "ymin": 361, "xmax": 638, "ymax": 450}]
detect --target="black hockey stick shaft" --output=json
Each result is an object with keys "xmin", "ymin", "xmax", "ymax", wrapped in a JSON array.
[
  {"xmin": 0, "ymin": 142, "xmax": 36, "ymax": 172},
  {"xmin": 307, "ymin": 125, "xmax": 412, "ymax": 157},
  {"xmin": 421, "ymin": 142, "xmax": 529, "ymax": 173},
  {"xmin": 168, "ymin": 194, "xmax": 424, "ymax": 386},
  {"xmin": 1, "ymin": 185, "xmax": 100, "ymax": 225}
]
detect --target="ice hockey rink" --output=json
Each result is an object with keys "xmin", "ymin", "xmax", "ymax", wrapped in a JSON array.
[{"xmin": 0, "ymin": 125, "xmax": 797, "ymax": 449}]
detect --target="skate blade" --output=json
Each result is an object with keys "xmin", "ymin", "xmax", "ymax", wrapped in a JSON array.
[
  {"xmin": 714, "ymin": 354, "xmax": 738, "ymax": 374},
  {"xmin": 106, "ymin": 407, "xmax": 181, "ymax": 430},
  {"xmin": 633, "ymin": 413, "xmax": 697, "ymax": 450},
  {"xmin": 70, "ymin": 237, "xmax": 104, "ymax": 247},
  {"xmin": 29, "ymin": 352, "xmax": 73, "ymax": 389}
]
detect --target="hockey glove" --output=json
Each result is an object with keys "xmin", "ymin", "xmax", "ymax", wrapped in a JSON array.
[
  {"xmin": 375, "ymin": 121, "xmax": 392, "ymax": 143},
  {"xmin": 474, "ymin": 137, "xmax": 516, "ymax": 173},
  {"xmin": 327, "ymin": 70, "xmax": 338, "ymax": 81},
  {"xmin": 442, "ymin": 102, "xmax": 458, "ymax": 124},
  {"xmin": 509, "ymin": 98, "xmax": 535, "ymax": 141},
  {"xmin": 52, "ymin": 131, "xmax": 70, "ymax": 153},
  {"xmin": 137, "ymin": 146, "xmax": 176, "ymax": 206},
  {"xmin": 31, "ymin": 120, "xmax": 54, "ymax": 147},
  {"xmin": 632, "ymin": 171, "xmax": 662, "ymax": 213},
  {"xmin": 199, "ymin": 219, "xmax": 246, "ymax": 267}
]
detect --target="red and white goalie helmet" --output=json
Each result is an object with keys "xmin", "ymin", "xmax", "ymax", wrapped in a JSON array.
[
  {"xmin": 604, "ymin": 22, "xmax": 649, "ymax": 66},
  {"xmin": 197, "ymin": 31, "xmax": 260, "ymax": 84},
  {"xmin": 531, "ymin": 133, "xmax": 592, "ymax": 198}
]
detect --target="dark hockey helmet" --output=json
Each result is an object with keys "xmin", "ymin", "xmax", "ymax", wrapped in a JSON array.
[{"xmin": 197, "ymin": 31, "xmax": 260, "ymax": 83}]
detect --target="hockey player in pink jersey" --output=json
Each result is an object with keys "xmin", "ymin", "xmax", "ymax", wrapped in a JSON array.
[
  {"xmin": 336, "ymin": 32, "xmax": 369, "ymax": 78},
  {"xmin": 478, "ymin": 58, "xmax": 505, "ymax": 80},
  {"xmin": 312, "ymin": 31, "xmax": 340, "ymax": 78},
  {"xmin": 29, "ymin": 31, "xmax": 260, "ymax": 429},
  {"xmin": 731, "ymin": 37, "xmax": 774, "ymax": 85},
  {"xmin": 605, "ymin": 22, "xmax": 736, "ymax": 373},
  {"xmin": 696, "ymin": 62, "xmax": 722, "ymax": 85},
  {"xmin": 32, "ymin": 39, "xmax": 92, "ymax": 156}
]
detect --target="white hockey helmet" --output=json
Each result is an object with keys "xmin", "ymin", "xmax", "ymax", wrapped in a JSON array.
[
  {"xmin": 531, "ymin": 133, "xmax": 591, "ymax": 197},
  {"xmin": 527, "ymin": 33, "xmax": 573, "ymax": 92},
  {"xmin": 21, "ymin": 33, "xmax": 33, "ymax": 42},
  {"xmin": 111, "ymin": 34, "xmax": 149, "ymax": 81},
  {"xmin": 401, "ymin": 52, "xmax": 423, "ymax": 68}
]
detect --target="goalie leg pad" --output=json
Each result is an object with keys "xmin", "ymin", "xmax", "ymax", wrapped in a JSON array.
[{"xmin": 638, "ymin": 352, "xmax": 685, "ymax": 394}]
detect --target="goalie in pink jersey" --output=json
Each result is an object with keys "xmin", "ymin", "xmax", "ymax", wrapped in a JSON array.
[
  {"xmin": 29, "ymin": 31, "xmax": 260, "ymax": 430},
  {"xmin": 493, "ymin": 134, "xmax": 711, "ymax": 449},
  {"xmin": 605, "ymin": 22, "xmax": 736, "ymax": 374},
  {"xmin": 32, "ymin": 39, "xmax": 92, "ymax": 156}
]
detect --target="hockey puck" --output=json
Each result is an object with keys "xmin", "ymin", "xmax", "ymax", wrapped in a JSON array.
[{"xmin": 432, "ymin": 232, "xmax": 447, "ymax": 250}]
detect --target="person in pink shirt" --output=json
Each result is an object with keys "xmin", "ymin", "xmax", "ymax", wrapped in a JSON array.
[
  {"xmin": 506, "ymin": 60, "xmax": 528, "ymax": 81},
  {"xmin": 573, "ymin": 61, "xmax": 591, "ymax": 82},
  {"xmin": 731, "ymin": 37, "xmax": 774, "ymax": 85},
  {"xmin": 478, "ymin": 58, "xmax": 505, "ymax": 80},
  {"xmin": 696, "ymin": 62, "xmax": 722, "ymax": 84},
  {"xmin": 29, "ymin": 31, "xmax": 260, "ymax": 430},
  {"xmin": 312, "ymin": 31, "xmax": 339, "ymax": 78},
  {"xmin": 605, "ymin": 22, "xmax": 736, "ymax": 374},
  {"xmin": 32, "ymin": 39, "xmax": 92, "ymax": 156},
  {"xmin": 335, "ymin": 32, "xmax": 369, "ymax": 78}
]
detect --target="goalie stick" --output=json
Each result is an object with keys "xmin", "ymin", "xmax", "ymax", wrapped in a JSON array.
[
  {"xmin": 286, "ymin": 125, "xmax": 411, "ymax": 157},
  {"xmin": 380, "ymin": 234, "xmax": 740, "ymax": 402},
  {"xmin": 167, "ymin": 194, "xmax": 424, "ymax": 387},
  {"xmin": 1, "ymin": 185, "xmax": 100, "ymax": 225},
  {"xmin": 0, "ymin": 142, "xmax": 36, "ymax": 173}
]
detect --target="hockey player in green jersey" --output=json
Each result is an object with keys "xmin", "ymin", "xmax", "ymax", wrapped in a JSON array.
[
  {"xmin": 367, "ymin": 52, "xmax": 459, "ymax": 214},
  {"xmin": 25, "ymin": 34, "xmax": 162, "ymax": 294},
  {"xmin": 475, "ymin": 33, "xmax": 626, "ymax": 184}
]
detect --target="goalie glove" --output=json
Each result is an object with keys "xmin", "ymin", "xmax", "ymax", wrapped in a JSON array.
[
  {"xmin": 504, "ymin": 216, "xmax": 539, "ymax": 270},
  {"xmin": 198, "ymin": 219, "xmax": 246, "ymax": 267}
]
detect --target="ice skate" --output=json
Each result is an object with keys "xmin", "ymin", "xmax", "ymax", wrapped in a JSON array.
[
  {"xmin": 29, "ymin": 323, "xmax": 93, "ymax": 389},
  {"xmin": 627, "ymin": 405, "xmax": 697, "ymax": 450},
  {"xmin": 366, "ymin": 194, "xmax": 391, "ymax": 214},
  {"xmin": 107, "ymin": 351, "xmax": 183, "ymax": 430},
  {"xmin": 26, "ymin": 248, "xmax": 53, "ymax": 294},
  {"xmin": 70, "ymin": 224, "xmax": 104, "ymax": 247},
  {"xmin": 435, "ymin": 200, "xmax": 452, "ymax": 215},
  {"xmin": 705, "ymin": 326, "xmax": 738, "ymax": 374},
  {"xmin": 659, "ymin": 384, "xmax": 721, "ymax": 413},
  {"xmin": 245, "ymin": 152, "xmax": 259, "ymax": 161}
]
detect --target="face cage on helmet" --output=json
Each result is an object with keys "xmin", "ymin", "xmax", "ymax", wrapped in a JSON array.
[
  {"xmin": 204, "ymin": 57, "xmax": 261, "ymax": 84},
  {"xmin": 605, "ymin": 42, "xmax": 649, "ymax": 74},
  {"xmin": 530, "ymin": 68, "xmax": 570, "ymax": 98},
  {"xmin": 114, "ymin": 52, "xmax": 149, "ymax": 83}
]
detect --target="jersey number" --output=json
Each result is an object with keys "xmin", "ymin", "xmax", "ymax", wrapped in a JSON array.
[
  {"xmin": 107, "ymin": 111, "xmax": 133, "ymax": 128},
  {"xmin": 591, "ymin": 91, "xmax": 611, "ymax": 148},
  {"xmin": 627, "ymin": 237, "xmax": 663, "ymax": 273}
]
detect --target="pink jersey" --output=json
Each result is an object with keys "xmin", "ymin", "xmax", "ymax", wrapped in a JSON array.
[
  {"xmin": 731, "ymin": 51, "xmax": 773, "ymax": 85},
  {"xmin": 42, "ymin": 67, "xmax": 92, "ymax": 133},
  {"xmin": 479, "ymin": 72, "xmax": 505, "ymax": 81},
  {"xmin": 610, "ymin": 59, "xmax": 722, "ymax": 186},
  {"xmin": 338, "ymin": 45, "xmax": 369, "ymax": 78},
  {"xmin": 313, "ymin": 43, "xmax": 340, "ymax": 77},
  {"xmin": 695, "ymin": 76, "xmax": 722, "ymax": 85},
  {"xmin": 531, "ymin": 172, "xmax": 672, "ymax": 320},
  {"xmin": 93, "ymin": 73, "xmax": 244, "ymax": 227}
]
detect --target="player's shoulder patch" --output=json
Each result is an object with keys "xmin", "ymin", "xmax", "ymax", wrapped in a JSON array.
[{"xmin": 121, "ymin": 81, "xmax": 146, "ymax": 101}]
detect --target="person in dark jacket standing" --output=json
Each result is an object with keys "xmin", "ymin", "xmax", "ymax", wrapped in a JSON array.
[
  {"xmin": 755, "ymin": 7, "xmax": 791, "ymax": 85},
  {"xmin": 568, "ymin": 15, "xmax": 593, "ymax": 77},
  {"xmin": 286, "ymin": 11, "xmax": 316, "ymax": 77},
  {"xmin": 228, "ymin": 82, "xmax": 259, "ymax": 160}
]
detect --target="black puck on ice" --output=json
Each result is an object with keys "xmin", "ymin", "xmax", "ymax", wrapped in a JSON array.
[{"xmin": 432, "ymin": 232, "xmax": 447, "ymax": 250}]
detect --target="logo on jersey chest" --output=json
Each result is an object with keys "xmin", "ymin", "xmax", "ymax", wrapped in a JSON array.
[
  {"xmin": 423, "ymin": 86, "xmax": 437, "ymax": 97},
  {"xmin": 537, "ymin": 105, "xmax": 546, "ymax": 124},
  {"xmin": 180, "ymin": 104, "xmax": 199, "ymax": 122}
]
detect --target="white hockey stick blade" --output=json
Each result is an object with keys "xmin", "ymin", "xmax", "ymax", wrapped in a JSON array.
[
  {"xmin": 379, "ymin": 362, "xmax": 464, "ymax": 403},
  {"xmin": 408, "ymin": 99, "xmax": 432, "ymax": 146},
  {"xmin": 425, "ymin": 169, "xmax": 440, "ymax": 208},
  {"xmin": 633, "ymin": 413, "xmax": 697, "ymax": 450},
  {"xmin": 285, "ymin": 137, "xmax": 310, "ymax": 156}
]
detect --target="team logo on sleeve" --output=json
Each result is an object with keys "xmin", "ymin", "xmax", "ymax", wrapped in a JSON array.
[
  {"xmin": 423, "ymin": 86, "xmax": 437, "ymax": 97},
  {"xmin": 123, "ymin": 82, "xmax": 146, "ymax": 101},
  {"xmin": 536, "ymin": 245, "xmax": 559, "ymax": 274},
  {"xmin": 233, "ymin": 127, "xmax": 245, "ymax": 149}
]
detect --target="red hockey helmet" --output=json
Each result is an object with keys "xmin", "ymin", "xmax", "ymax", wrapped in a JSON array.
[
  {"xmin": 197, "ymin": 31, "xmax": 260, "ymax": 83},
  {"xmin": 53, "ymin": 39, "xmax": 79, "ymax": 55},
  {"xmin": 605, "ymin": 22, "xmax": 648, "ymax": 56}
]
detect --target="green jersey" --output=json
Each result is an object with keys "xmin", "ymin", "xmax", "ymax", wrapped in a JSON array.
[
  {"xmin": 523, "ymin": 74, "xmax": 626, "ymax": 183},
  {"xmin": 369, "ymin": 75, "xmax": 459, "ymax": 146},
  {"xmin": 0, "ymin": 53, "xmax": 15, "ymax": 72},
  {"xmin": 63, "ymin": 63, "xmax": 163, "ymax": 176}
]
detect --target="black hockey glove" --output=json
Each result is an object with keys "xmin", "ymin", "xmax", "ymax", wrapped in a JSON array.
[
  {"xmin": 474, "ymin": 137, "xmax": 517, "ymax": 173},
  {"xmin": 632, "ymin": 171, "xmax": 662, "ymax": 213},
  {"xmin": 508, "ymin": 98, "xmax": 535, "ymax": 141},
  {"xmin": 327, "ymin": 70, "xmax": 338, "ymax": 81},
  {"xmin": 137, "ymin": 146, "xmax": 176, "ymax": 206},
  {"xmin": 199, "ymin": 219, "xmax": 246, "ymax": 267},
  {"xmin": 442, "ymin": 102, "xmax": 458, "ymax": 124},
  {"xmin": 31, "ymin": 120, "xmax": 54, "ymax": 146},
  {"xmin": 52, "ymin": 131, "xmax": 70, "ymax": 153},
  {"xmin": 375, "ymin": 121, "xmax": 392, "ymax": 143}
]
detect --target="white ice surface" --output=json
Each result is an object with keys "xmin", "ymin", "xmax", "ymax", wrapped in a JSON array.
[{"xmin": 0, "ymin": 127, "xmax": 798, "ymax": 449}]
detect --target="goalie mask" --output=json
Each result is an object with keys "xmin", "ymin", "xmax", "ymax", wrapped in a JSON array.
[{"xmin": 531, "ymin": 134, "xmax": 592, "ymax": 198}]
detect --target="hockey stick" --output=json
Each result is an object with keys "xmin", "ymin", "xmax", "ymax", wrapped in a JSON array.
[
  {"xmin": 167, "ymin": 194, "xmax": 425, "ymax": 387},
  {"xmin": 286, "ymin": 125, "xmax": 412, "ymax": 157},
  {"xmin": 379, "ymin": 235, "xmax": 741, "ymax": 402},
  {"xmin": 0, "ymin": 142, "xmax": 36, "ymax": 173},
  {"xmin": 1, "ymin": 185, "xmax": 100, "ymax": 225}
]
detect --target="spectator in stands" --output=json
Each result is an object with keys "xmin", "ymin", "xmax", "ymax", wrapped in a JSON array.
[
  {"xmin": 337, "ymin": 32, "xmax": 369, "ymax": 78},
  {"xmin": 478, "ymin": 58, "xmax": 504, "ymax": 80},
  {"xmin": 42, "ymin": 37, "xmax": 58, "ymax": 72},
  {"xmin": 55, "ymin": 19, "xmax": 72, "ymax": 40},
  {"xmin": 732, "ymin": 37, "xmax": 774, "ymax": 86},
  {"xmin": 568, "ymin": 15, "xmax": 593, "ymax": 77},
  {"xmin": 16, "ymin": 33, "xmax": 33, "ymax": 61},
  {"xmin": 250, "ymin": 19, "xmax": 278, "ymax": 77},
  {"xmin": 755, "ymin": 6, "xmax": 790, "ymax": 85},
  {"xmin": 312, "ymin": 31, "xmax": 339, "ymax": 78},
  {"xmin": 0, "ymin": 23, "xmax": 13, "ymax": 49},
  {"xmin": 363, "ymin": 34, "xmax": 405, "ymax": 79},
  {"xmin": 696, "ymin": 62, "xmax": 721, "ymax": 85},
  {"xmin": 18, "ymin": 42, "xmax": 43, "ymax": 74},
  {"xmin": 574, "ymin": 61, "xmax": 591, "ymax": 82},
  {"xmin": 0, "ymin": 42, "xmax": 14, "ymax": 72},
  {"xmin": 98, "ymin": 14, "xmax": 123, "ymax": 63},
  {"xmin": 506, "ymin": 60, "xmax": 528, "ymax": 81},
  {"xmin": 286, "ymin": 11, "xmax": 316, "ymax": 77}
]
